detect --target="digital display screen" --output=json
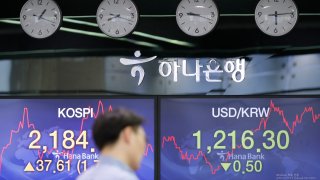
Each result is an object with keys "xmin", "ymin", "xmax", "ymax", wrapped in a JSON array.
[
  {"xmin": 0, "ymin": 99, "xmax": 154, "ymax": 180},
  {"xmin": 160, "ymin": 98, "xmax": 320, "ymax": 180}
]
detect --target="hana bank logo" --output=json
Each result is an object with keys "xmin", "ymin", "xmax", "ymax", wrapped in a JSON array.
[
  {"xmin": 120, "ymin": 50, "xmax": 157, "ymax": 85},
  {"xmin": 120, "ymin": 50, "xmax": 246, "ymax": 86}
]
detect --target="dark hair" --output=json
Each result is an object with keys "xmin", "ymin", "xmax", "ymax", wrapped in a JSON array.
[{"xmin": 92, "ymin": 108, "xmax": 144, "ymax": 150}]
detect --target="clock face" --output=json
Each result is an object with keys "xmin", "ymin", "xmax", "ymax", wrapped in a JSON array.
[
  {"xmin": 176, "ymin": 0, "xmax": 219, "ymax": 37},
  {"xmin": 255, "ymin": 0, "xmax": 298, "ymax": 36},
  {"xmin": 97, "ymin": 0, "xmax": 139, "ymax": 38},
  {"xmin": 20, "ymin": 0, "xmax": 62, "ymax": 39}
]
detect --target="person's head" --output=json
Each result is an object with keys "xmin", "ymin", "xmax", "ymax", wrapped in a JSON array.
[{"xmin": 92, "ymin": 108, "xmax": 146, "ymax": 170}]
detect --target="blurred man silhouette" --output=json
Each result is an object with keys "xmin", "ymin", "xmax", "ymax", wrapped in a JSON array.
[{"xmin": 77, "ymin": 109, "xmax": 147, "ymax": 180}]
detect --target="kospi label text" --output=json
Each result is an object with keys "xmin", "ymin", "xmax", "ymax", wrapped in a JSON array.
[{"xmin": 58, "ymin": 108, "xmax": 94, "ymax": 118}]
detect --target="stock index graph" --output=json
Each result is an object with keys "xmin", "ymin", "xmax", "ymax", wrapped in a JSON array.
[
  {"xmin": 0, "ymin": 99, "xmax": 154, "ymax": 180},
  {"xmin": 160, "ymin": 98, "xmax": 320, "ymax": 180}
]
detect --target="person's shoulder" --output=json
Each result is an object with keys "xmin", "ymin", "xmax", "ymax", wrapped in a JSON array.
[
  {"xmin": 76, "ymin": 165, "xmax": 97, "ymax": 180},
  {"xmin": 77, "ymin": 164, "xmax": 139, "ymax": 180}
]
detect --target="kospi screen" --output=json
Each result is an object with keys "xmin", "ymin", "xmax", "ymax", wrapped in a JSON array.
[
  {"xmin": 160, "ymin": 98, "xmax": 320, "ymax": 180},
  {"xmin": 0, "ymin": 98, "xmax": 155, "ymax": 180}
]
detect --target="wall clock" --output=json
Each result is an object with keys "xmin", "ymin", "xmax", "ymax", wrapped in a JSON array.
[
  {"xmin": 97, "ymin": 0, "xmax": 139, "ymax": 38},
  {"xmin": 176, "ymin": 0, "xmax": 219, "ymax": 37},
  {"xmin": 20, "ymin": 0, "xmax": 62, "ymax": 39},
  {"xmin": 255, "ymin": 0, "xmax": 298, "ymax": 36}
]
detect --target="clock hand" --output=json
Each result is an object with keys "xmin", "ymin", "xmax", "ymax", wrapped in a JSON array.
[
  {"xmin": 40, "ymin": 17, "xmax": 55, "ymax": 23},
  {"xmin": 108, "ymin": 14, "xmax": 120, "ymax": 21},
  {"xmin": 186, "ymin": 12, "xmax": 213, "ymax": 21},
  {"xmin": 33, "ymin": 13, "xmax": 55, "ymax": 23},
  {"xmin": 109, "ymin": 13, "xmax": 120, "ymax": 16},
  {"xmin": 268, "ymin": 12, "xmax": 294, "ymax": 16},
  {"xmin": 38, "ymin": 9, "xmax": 47, "ymax": 20},
  {"xmin": 187, "ymin": 12, "xmax": 199, "ymax": 16},
  {"xmin": 107, "ymin": 14, "xmax": 134, "ymax": 22},
  {"xmin": 116, "ymin": 15, "xmax": 134, "ymax": 22},
  {"xmin": 275, "ymin": 11, "xmax": 278, "ymax": 25}
]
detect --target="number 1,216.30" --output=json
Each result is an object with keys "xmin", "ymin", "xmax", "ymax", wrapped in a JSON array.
[{"xmin": 192, "ymin": 129, "xmax": 290, "ymax": 152}]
